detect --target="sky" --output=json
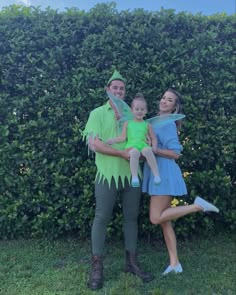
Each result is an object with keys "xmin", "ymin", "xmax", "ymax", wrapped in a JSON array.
[{"xmin": 0, "ymin": 0, "xmax": 235, "ymax": 15}]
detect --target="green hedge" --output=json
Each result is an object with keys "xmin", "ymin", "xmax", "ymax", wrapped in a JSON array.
[{"xmin": 0, "ymin": 4, "xmax": 235, "ymax": 239}]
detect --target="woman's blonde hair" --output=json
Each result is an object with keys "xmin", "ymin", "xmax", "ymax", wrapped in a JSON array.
[{"xmin": 162, "ymin": 88, "xmax": 184, "ymax": 131}]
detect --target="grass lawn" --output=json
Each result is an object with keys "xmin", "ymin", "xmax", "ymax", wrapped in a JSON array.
[{"xmin": 0, "ymin": 232, "xmax": 235, "ymax": 295}]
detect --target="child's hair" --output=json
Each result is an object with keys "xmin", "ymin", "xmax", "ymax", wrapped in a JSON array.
[{"xmin": 131, "ymin": 92, "xmax": 147, "ymax": 108}]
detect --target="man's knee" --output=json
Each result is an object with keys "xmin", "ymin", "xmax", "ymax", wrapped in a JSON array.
[{"xmin": 94, "ymin": 210, "xmax": 112, "ymax": 225}]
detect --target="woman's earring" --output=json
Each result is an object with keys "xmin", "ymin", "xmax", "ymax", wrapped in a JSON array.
[{"xmin": 174, "ymin": 105, "xmax": 179, "ymax": 113}]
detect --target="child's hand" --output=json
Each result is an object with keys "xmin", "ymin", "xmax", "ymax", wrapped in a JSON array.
[
  {"xmin": 107, "ymin": 138, "xmax": 115, "ymax": 145},
  {"xmin": 145, "ymin": 135, "xmax": 151, "ymax": 145}
]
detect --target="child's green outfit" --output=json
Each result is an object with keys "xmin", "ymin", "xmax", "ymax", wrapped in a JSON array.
[{"xmin": 125, "ymin": 120, "xmax": 150, "ymax": 151}]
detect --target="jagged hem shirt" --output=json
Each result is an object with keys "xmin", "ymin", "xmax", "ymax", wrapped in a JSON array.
[{"xmin": 83, "ymin": 101, "xmax": 141, "ymax": 188}]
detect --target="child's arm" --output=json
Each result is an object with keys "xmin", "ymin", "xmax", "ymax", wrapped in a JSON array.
[
  {"xmin": 148, "ymin": 124, "xmax": 158, "ymax": 152},
  {"xmin": 107, "ymin": 122, "xmax": 128, "ymax": 145}
]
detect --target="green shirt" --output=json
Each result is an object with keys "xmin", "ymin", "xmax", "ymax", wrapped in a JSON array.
[{"xmin": 84, "ymin": 101, "xmax": 133, "ymax": 188}]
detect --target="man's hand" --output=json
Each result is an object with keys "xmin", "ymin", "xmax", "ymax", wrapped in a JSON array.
[
  {"xmin": 88, "ymin": 136, "xmax": 97, "ymax": 152},
  {"xmin": 120, "ymin": 148, "xmax": 132, "ymax": 160}
]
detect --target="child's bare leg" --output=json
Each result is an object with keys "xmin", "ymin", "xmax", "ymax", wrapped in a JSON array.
[
  {"xmin": 142, "ymin": 147, "xmax": 161, "ymax": 184},
  {"xmin": 129, "ymin": 148, "xmax": 141, "ymax": 187}
]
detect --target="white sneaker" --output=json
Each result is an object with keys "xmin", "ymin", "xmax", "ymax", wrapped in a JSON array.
[
  {"xmin": 194, "ymin": 196, "xmax": 219, "ymax": 213},
  {"xmin": 162, "ymin": 263, "xmax": 183, "ymax": 275}
]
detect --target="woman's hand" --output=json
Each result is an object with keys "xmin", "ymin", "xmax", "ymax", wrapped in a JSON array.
[{"xmin": 152, "ymin": 146, "xmax": 158, "ymax": 154}]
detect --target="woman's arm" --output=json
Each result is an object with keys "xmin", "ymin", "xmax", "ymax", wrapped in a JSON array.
[
  {"xmin": 150, "ymin": 126, "xmax": 180, "ymax": 159},
  {"xmin": 153, "ymin": 122, "xmax": 182, "ymax": 160},
  {"xmin": 154, "ymin": 147, "xmax": 181, "ymax": 160}
]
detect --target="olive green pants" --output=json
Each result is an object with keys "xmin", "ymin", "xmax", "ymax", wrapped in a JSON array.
[{"xmin": 91, "ymin": 177, "xmax": 141, "ymax": 255}]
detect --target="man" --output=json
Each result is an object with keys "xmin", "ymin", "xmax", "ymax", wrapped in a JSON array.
[{"xmin": 83, "ymin": 70, "xmax": 154, "ymax": 290}]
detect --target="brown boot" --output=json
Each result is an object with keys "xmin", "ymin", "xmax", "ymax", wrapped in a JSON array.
[
  {"xmin": 87, "ymin": 255, "xmax": 104, "ymax": 290},
  {"xmin": 124, "ymin": 251, "xmax": 154, "ymax": 283}
]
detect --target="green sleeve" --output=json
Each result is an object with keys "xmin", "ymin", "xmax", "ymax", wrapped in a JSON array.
[{"xmin": 83, "ymin": 109, "xmax": 102, "ymax": 142}]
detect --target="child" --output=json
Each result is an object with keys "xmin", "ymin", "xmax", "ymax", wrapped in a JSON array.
[{"xmin": 107, "ymin": 93, "xmax": 161, "ymax": 187}]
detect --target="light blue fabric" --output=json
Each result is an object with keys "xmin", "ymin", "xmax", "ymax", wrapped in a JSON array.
[{"xmin": 142, "ymin": 122, "xmax": 187, "ymax": 196}]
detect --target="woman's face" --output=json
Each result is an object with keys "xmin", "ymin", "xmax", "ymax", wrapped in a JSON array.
[{"xmin": 159, "ymin": 91, "xmax": 177, "ymax": 114}]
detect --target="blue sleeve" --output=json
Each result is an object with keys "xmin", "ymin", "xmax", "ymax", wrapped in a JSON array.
[{"xmin": 156, "ymin": 123, "xmax": 183, "ymax": 154}]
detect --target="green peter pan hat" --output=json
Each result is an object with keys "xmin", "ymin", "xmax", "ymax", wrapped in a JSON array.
[{"xmin": 107, "ymin": 70, "xmax": 126, "ymax": 86}]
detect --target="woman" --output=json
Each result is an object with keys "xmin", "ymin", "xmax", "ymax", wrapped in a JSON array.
[{"xmin": 142, "ymin": 88, "xmax": 219, "ymax": 275}]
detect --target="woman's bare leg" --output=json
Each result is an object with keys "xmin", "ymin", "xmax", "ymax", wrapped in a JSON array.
[
  {"xmin": 150, "ymin": 196, "xmax": 219, "ymax": 271},
  {"xmin": 161, "ymin": 221, "xmax": 179, "ymax": 266},
  {"xmin": 150, "ymin": 196, "xmax": 180, "ymax": 266},
  {"xmin": 150, "ymin": 196, "xmax": 201, "ymax": 225}
]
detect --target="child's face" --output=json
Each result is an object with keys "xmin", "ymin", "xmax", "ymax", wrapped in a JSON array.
[{"xmin": 131, "ymin": 100, "xmax": 147, "ymax": 120}]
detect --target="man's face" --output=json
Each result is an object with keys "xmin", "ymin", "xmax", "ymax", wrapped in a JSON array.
[{"xmin": 106, "ymin": 80, "xmax": 126, "ymax": 100}]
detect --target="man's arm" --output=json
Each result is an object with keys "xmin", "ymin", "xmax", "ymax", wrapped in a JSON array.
[{"xmin": 89, "ymin": 136, "xmax": 130, "ymax": 160}]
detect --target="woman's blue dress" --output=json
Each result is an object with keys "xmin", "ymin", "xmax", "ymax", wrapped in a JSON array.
[{"xmin": 142, "ymin": 122, "xmax": 187, "ymax": 197}]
